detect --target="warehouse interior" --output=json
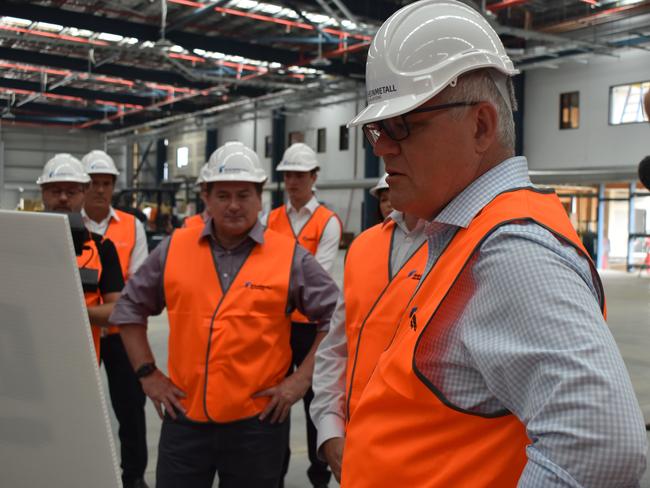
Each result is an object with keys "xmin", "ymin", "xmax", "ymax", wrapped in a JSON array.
[{"xmin": 1, "ymin": 0, "xmax": 650, "ymax": 487}]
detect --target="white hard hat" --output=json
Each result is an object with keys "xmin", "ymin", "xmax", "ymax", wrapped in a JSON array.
[
  {"xmin": 37, "ymin": 153, "xmax": 90, "ymax": 185},
  {"xmin": 276, "ymin": 143, "xmax": 319, "ymax": 172},
  {"xmin": 203, "ymin": 141, "xmax": 267, "ymax": 184},
  {"xmin": 370, "ymin": 173, "xmax": 389, "ymax": 199},
  {"xmin": 82, "ymin": 150, "xmax": 120, "ymax": 176},
  {"xmin": 196, "ymin": 162, "xmax": 209, "ymax": 186},
  {"xmin": 349, "ymin": 0, "xmax": 519, "ymax": 127}
]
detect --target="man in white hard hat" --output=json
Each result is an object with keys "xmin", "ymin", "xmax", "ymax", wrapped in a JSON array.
[
  {"xmin": 81, "ymin": 150, "xmax": 150, "ymax": 488},
  {"xmin": 109, "ymin": 141, "xmax": 338, "ymax": 488},
  {"xmin": 310, "ymin": 173, "xmax": 427, "ymax": 482},
  {"xmin": 266, "ymin": 142, "xmax": 341, "ymax": 488},
  {"xmin": 340, "ymin": 1, "xmax": 646, "ymax": 487},
  {"xmin": 183, "ymin": 162, "xmax": 211, "ymax": 228},
  {"xmin": 37, "ymin": 153, "xmax": 124, "ymax": 363},
  {"xmin": 369, "ymin": 172, "xmax": 393, "ymax": 221}
]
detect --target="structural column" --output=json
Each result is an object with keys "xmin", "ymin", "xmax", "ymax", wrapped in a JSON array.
[
  {"xmin": 596, "ymin": 183, "xmax": 606, "ymax": 270},
  {"xmin": 156, "ymin": 138, "xmax": 167, "ymax": 184},
  {"xmin": 205, "ymin": 129, "xmax": 218, "ymax": 159},
  {"xmin": 271, "ymin": 108, "xmax": 285, "ymax": 209},
  {"xmin": 512, "ymin": 72, "xmax": 525, "ymax": 156},
  {"xmin": 362, "ymin": 142, "xmax": 380, "ymax": 230},
  {"xmin": 627, "ymin": 181, "xmax": 636, "ymax": 272}
]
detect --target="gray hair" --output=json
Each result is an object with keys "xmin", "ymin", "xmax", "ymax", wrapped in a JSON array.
[{"xmin": 439, "ymin": 69, "xmax": 517, "ymax": 151}]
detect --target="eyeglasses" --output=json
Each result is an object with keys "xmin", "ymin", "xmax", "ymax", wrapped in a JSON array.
[
  {"xmin": 44, "ymin": 187, "xmax": 84, "ymax": 198},
  {"xmin": 362, "ymin": 102, "xmax": 479, "ymax": 147}
]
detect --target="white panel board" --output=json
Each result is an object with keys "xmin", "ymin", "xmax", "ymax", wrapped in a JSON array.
[{"xmin": 0, "ymin": 210, "xmax": 120, "ymax": 488}]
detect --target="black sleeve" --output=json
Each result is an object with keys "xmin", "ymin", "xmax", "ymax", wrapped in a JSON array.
[{"xmin": 92, "ymin": 233, "xmax": 125, "ymax": 295}]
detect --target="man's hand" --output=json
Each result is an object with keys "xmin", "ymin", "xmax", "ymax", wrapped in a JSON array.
[
  {"xmin": 140, "ymin": 369, "xmax": 186, "ymax": 420},
  {"xmin": 253, "ymin": 373, "xmax": 310, "ymax": 423},
  {"xmin": 322, "ymin": 437, "xmax": 344, "ymax": 483}
]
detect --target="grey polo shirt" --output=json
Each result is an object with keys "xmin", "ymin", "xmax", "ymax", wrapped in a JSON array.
[{"xmin": 110, "ymin": 219, "xmax": 339, "ymax": 331}]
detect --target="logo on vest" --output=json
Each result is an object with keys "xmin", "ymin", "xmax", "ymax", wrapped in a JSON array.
[
  {"xmin": 244, "ymin": 281, "xmax": 272, "ymax": 291},
  {"xmin": 407, "ymin": 269, "xmax": 422, "ymax": 281},
  {"xmin": 301, "ymin": 235, "xmax": 318, "ymax": 242},
  {"xmin": 409, "ymin": 306, "xmax": 417, "ymax": 331}
]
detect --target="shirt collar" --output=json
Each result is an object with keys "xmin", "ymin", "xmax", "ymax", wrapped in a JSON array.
[
  {"xmin": 432, "ymin": 156, "xmax": 532, "ymax": 229},
  {"xmin": 384, "ymin": 210, "xmax": 425, "ymax": 237},
  {"xmin": 286, "ymin": 195, "xmax": 319, "ymax": 215},
  {"xmin": 81, "ymin": 206, "xmax": 119, "ymax": 224},
  {"xmin": 199, "ymin": 218, "xmax": 265, "ymax": 245}
]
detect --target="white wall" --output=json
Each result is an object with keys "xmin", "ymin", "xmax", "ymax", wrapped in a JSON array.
[
  {"xmin": 524, "ymin": 49, "xmax": 650, "ymax": 170},
  {"xmin": 0, "ymin": 126, "xmax": 124, "ymax": 210}
]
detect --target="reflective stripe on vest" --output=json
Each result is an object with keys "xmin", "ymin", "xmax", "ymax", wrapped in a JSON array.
[
  {"xmin": 163, "ymin": 226, "xmax": 295, "ymax": 422},
  {"xmin": 78, "ymin": 237, "xmax": 103, "ymax": 363},
  {"xmin": 267, "ymin": 203, "xmax": 341, "ymax": 323},
  {"xmin": 104, "ymin": 209, "xmax": 136, "ymax": 335},
  {"xmin": 183, "ymin": 213, "xmax": 205, "ymax": 229},
  {"xmin": 343, "ymin": 220, "xmax": 427, "ymax": 421},
  {"xmin": 342, "ymin": 189, "xmax": 606, "ymax": 488}
]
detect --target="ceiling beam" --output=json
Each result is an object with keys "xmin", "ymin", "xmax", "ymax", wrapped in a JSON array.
[
  {"xmin": 0, "ymin": 2, "xmax": 366, "ymax": 78},
  {"xmin": 0, "ymin": 75, "xmax": 213, "ymax": 113},
  {"xmin": 0, "ymin": 46, "xmax": 214, "ymax": 89},
  {"xmin": 0, "ymin": 2, "xmax": 294, "ymax": 64}
]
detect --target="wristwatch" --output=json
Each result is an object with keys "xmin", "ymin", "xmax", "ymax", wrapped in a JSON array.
[{"xmin": 135, "ymin": 362, "xmax": 157, "ymax": 379}]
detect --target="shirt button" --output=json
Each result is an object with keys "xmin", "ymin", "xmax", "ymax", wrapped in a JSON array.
[{"xmin": 223, "ymin": 273, "xmax": 229, "ymax": 278}]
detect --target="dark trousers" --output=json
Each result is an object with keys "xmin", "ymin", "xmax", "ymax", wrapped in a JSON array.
[
  {"xmin": 281, "ymin": 322, "xmax": 331, "ymax": 487},
  {"xmin": 100, "ymin": 333, "xmax": 148, "ymax": 484},
  {"xmin": 156, "ymin": 414, "xmax": 290, "ymax": 488}
]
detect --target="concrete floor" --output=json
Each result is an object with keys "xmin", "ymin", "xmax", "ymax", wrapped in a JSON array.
[{"xmin": 101, "ymin": 259, "xmax": 650, "ymax": 487}]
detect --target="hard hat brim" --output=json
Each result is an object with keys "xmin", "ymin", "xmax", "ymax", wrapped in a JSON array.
[
  {"xmin": 204, "ymin": 174, "xmax": 268, "ymax": 184},
  {"xmin": 369, "ymin": 186, "xmax": 386, "ymax": 199},
  {"xmin": 37, "ymin": 175, "xmax": 91, "ymax": 185},
  {"xmin": 349, "ymin": 61, "xmax": 519, "ymax": 127},
  {"xmin": 87, "ymin": 169, "xmax": 120, "ymax": 176},
  {"xmin": 276, "ymin": 163, "xmax": 320, "ymax": 172},
  {"xmin": 349, "ymin": 92, "xmax": 431, "ymax": 128}
]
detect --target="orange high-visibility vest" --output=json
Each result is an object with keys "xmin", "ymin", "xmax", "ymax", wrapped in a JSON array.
[
  {"xmin": 342, "ymin": 189, "xmax": 606, "ymax": 488},
  {"xmin": 267, "ymin": 203, "xmax": 341, "ymax": 323},
  {"xmin": 78, "ymin": 237, "xmax": 102, "ymax": 363},
  {"xmin": 104, "ymin": 209, "xmax": 137, "ymax": 335},
  {"xmin": 163, "ymin": 225, "xmax": 295, "ymax": 422},
  {"xmin": 183, "ymin": 213, "xmax": 205, "ymax": 229},
  {"xmin": 343, "ymin": 220, "xmax": 427, "ymax": 421}
]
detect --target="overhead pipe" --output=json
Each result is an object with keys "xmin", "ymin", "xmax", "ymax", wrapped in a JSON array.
[
  {"xmin": 77, "ymin": 85, "xmax": 216, "ymax": 129},
  {"xmin": 542, "ymin": 2, "xmax": 650, "ymax": 34},
  {"xmin": 77, "ymin": 31, "xmax": 368, "ymax": 130},
  {"xmin": 0, "ymin": 61, "xmax": 201, "ymax": 96},
  {"xmin": 0, "ymin": 24, "xmax": 108, "ymax": 46},
  {"xmin": 486, "ymin": 0, "xmax": 529, "ymax": 12},
  {"xmin": 167, "ymin": 0, "xmax": 371, "ymax": 41},
  {"xmin": 0, "ymin": 87, "xmax": 144, "ymax": 109}
]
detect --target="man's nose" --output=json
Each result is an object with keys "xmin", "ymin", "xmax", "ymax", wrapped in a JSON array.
[{"xmin": 373, "ymin": 131, "xmax": 401, "ymax": 158}]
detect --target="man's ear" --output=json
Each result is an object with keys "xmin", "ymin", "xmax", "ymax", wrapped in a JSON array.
[{"xmin": 473, "ymin": 102, "xmax": 499, "ymax": 153}]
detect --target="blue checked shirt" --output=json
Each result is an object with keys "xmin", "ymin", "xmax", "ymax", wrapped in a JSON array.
[{"xmin": 419, "ymin": 157, "xmax": 647, "ymax": 487}]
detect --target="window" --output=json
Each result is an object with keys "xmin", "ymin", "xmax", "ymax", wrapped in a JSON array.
[
  {"xmin": 339, "ymin": 125, "xmax": 349, "ymax": 151},
  {"xmin": 609, "ymin": 81, "xmax": 650, "ymax": 125},
  {"xmin": 317, "ymin": 128, "xmax": 326, "ymax": 153},
  {"xmin": 560, "ymin": 92, "xmax": 579, "ymax": 130},
  {"xmin": 176, "ymin": 146, "xmax": 189, "ymax": 168},
  {"xmin": 264, "ymin": 135, "xmax": 272, "ymax": 158}
]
